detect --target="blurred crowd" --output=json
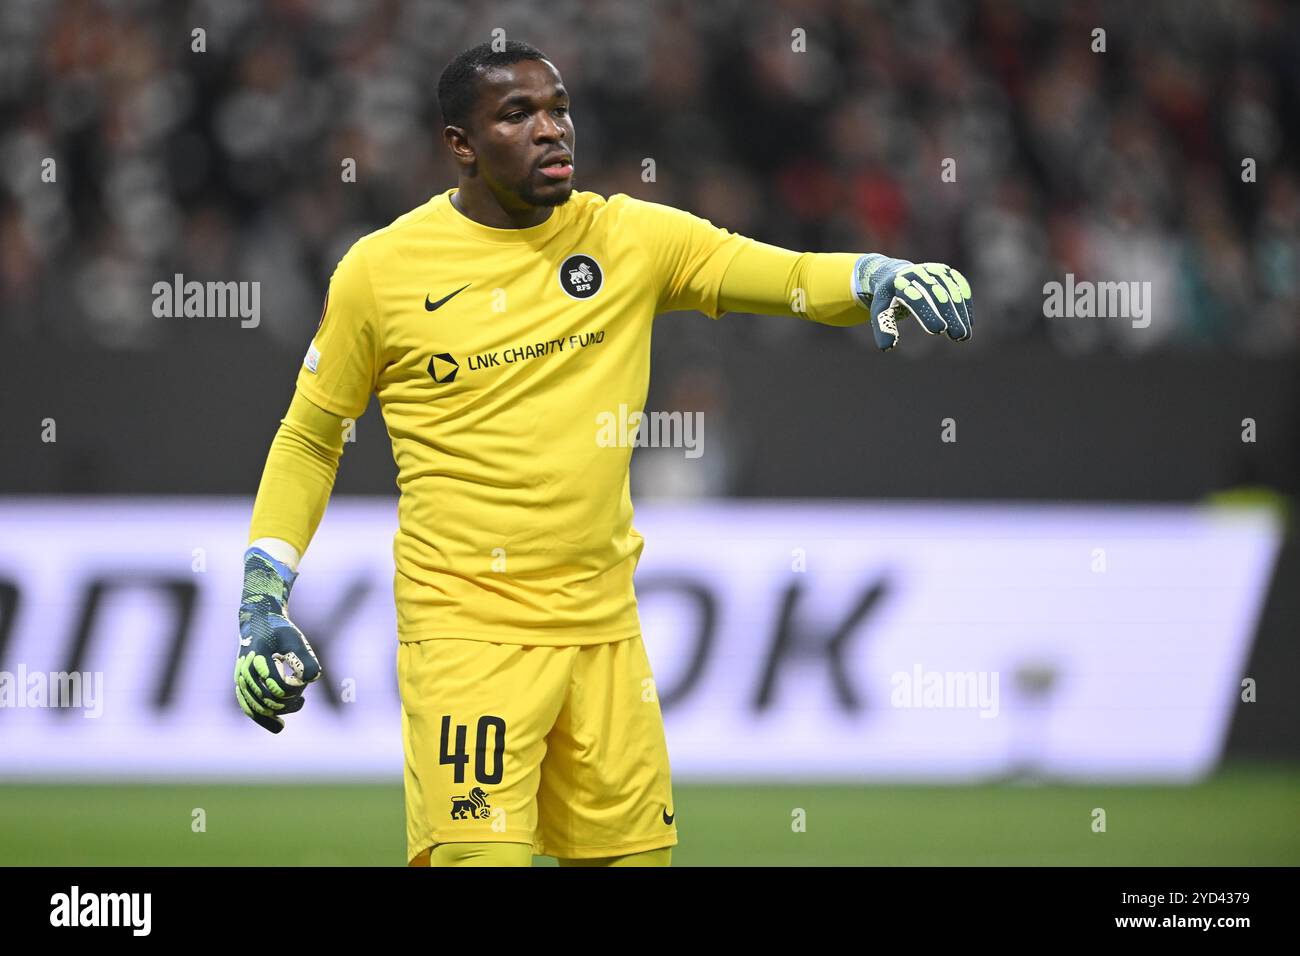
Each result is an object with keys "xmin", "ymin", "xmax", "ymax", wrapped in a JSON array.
[{"xmin": 1, "ymin": 0, "xmax": 1297, "ymax": 355}]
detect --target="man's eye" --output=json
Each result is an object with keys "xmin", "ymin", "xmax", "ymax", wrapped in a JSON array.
[
  {"xmin": 505, "ymin": 111, "xmax": 527, "ymax": 122},
  {"xmin": 554, "ymin": 107, "xmax": 568, "ymax": 117}
]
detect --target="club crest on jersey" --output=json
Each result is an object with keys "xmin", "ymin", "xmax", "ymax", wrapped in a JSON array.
[
  {"xmin": 559, "ymin": 253, "xmax": 603, "ymax": 300},
  {"xmin": 450, "ymin": 786, "xmax": 492, "ymax": 820}
]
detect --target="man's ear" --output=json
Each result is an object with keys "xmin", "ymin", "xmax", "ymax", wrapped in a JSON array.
[{"xmin": 443, "ymin": 126, "xmax": 475, "ymax": 167}]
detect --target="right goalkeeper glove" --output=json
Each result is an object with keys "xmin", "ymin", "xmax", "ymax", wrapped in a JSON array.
[
  {"xmin": 853, "ymin": 254, "xmax": 974, "ymax": 351},
  {"xmin": 235, "ymin": 547, "xmax": 322, "ymax": 734}
]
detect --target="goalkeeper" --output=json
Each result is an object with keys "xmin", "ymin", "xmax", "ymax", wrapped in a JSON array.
[{"xmin": 237, "ymin": 40, "xmax": 972, "ymax": 867}]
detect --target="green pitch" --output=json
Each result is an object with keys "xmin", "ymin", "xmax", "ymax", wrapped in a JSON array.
[{"xmin": 1, "ymin": 764, "xmax": 1296, "ymax": 866}]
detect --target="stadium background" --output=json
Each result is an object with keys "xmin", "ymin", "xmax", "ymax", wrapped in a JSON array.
[{"xmin": 0, "ymin": 0, "xmax": 1297, "ymax": 866}]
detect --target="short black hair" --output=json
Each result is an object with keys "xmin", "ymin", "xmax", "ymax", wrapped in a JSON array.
[{"xmin": 437, "ymin": 40, "xmax": 550, "ymax": 129}]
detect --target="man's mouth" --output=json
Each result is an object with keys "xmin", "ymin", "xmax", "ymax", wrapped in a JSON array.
[{"xmin": 538, "ymin": 154, "xmax": 574, "ymax": 180}]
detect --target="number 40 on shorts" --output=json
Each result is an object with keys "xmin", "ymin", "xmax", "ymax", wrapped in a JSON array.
[{"xmin": 439, "ymin": 714, "xmax": 506, "ymax": 785}]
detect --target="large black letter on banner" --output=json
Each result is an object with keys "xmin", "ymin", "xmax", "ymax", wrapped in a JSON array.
[
  {"xmin": 0, "ymin": 580, "xmax": 19, "ymax": 669},
  {"xmin": 752, "ymin": 578, "xmax": 890, "ymax": 713},
  {"xmin": 62, "ymin": 575, "xmax": 198, "ymax": 711}
]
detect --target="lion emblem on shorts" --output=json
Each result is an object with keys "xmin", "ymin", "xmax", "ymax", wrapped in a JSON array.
[{"xmin": 450, "ymin": 786, "xmax": 492, "ymax": 820}]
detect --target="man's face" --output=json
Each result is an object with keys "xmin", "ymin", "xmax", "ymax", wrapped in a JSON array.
[{"xmin": 456, "ymin": 58, "xmax": 576, "ymax": 210}]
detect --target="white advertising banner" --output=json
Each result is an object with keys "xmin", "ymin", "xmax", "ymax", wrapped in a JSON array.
[{"xmin": 0, "ymin": 498, "xmax": 1280, "ymax": 782}]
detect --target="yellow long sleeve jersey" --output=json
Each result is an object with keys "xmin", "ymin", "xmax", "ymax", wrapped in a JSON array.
[{"xmin": 250, "ymin": 187, "xmax": 867, "ymax": 645}]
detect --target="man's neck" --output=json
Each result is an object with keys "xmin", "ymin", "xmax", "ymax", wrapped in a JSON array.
[{"xmin": 451, "ymin": 183, "xmax": 554, "ymax": 230}]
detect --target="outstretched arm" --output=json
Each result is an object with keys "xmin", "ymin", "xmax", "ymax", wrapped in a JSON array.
[
  {"xmin": 716, "ymin": 240, "xmax": 974, "ymax": 350},
  {"xmin": 635, "ymin": 195, "xmax": 973, "ymax": 349}
]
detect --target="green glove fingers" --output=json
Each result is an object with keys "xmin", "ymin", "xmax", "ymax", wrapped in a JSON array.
[
  {"xmin": 914, "ymin": 265, "xmax": 951, "ymax": 304},
  {"xmin": 893, "ymin": 268, "xmax": 949, "ymax": 335},
  {"xmin": 235, "ymin": 653, "xmax": 293, "ymax": 712},
  {"xmin": 897, "ymin": 273, "xmax": 923, "ymax": 299},
  {"xmin": 918, "ymin": 263, "xmax": 974, "ymax": 340},
  {"xmin": 235, "ymin": 674, "xmax": 276, "ymax": 719},
  {"xmin": 252, "ymin": 653, "xmax": 289, "ymax": 699},
  {"xmin": 235, "ymin": 682, "xmax": 287, "ymax": 734}
]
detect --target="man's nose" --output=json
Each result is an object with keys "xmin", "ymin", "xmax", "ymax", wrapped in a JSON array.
[{"xmin": 535, "ymin": 112, "xmax": 565, "ymax": 141}]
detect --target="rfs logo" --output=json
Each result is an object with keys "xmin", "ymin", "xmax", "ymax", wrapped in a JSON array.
[{"xmin": 559, "ymin": 254, "xmax": 603, "ymax": 300}]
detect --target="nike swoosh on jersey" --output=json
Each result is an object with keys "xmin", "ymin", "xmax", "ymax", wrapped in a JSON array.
[
  {"xmin": 663, "ymin": 808, "xmax": 675, "ymax": 825},
  {"xmin": 425, "ymin": 284, "xmax": 470, "ymax": 311}
]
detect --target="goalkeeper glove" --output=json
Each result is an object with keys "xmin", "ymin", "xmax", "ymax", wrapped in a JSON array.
[
  {"xmin": 853, "ymin": 255, "xmax": 974, "ymax": 351},
  {"xmin": 235, "ymin": 546, "xmax": 322, "ymax": 734}
]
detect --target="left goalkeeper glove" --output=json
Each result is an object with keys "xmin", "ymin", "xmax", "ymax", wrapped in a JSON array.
[
  {"xmin": 853, "ymin": 255, "xmax": 974, "ymax": 351},
  {"xmin": 235, "ymin": 547, "xmax": 322, "ymax": 734}
]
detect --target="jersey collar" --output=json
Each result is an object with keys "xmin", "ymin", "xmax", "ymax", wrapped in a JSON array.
[{"xmin": 435, "ymin": 188, "xmax": 569, "ymax": 246}]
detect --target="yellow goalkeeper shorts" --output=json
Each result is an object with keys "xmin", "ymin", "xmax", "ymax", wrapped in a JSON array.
[{"xmin": 399, "ymin": 634, "xmax": 678, "ymax": 862}]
